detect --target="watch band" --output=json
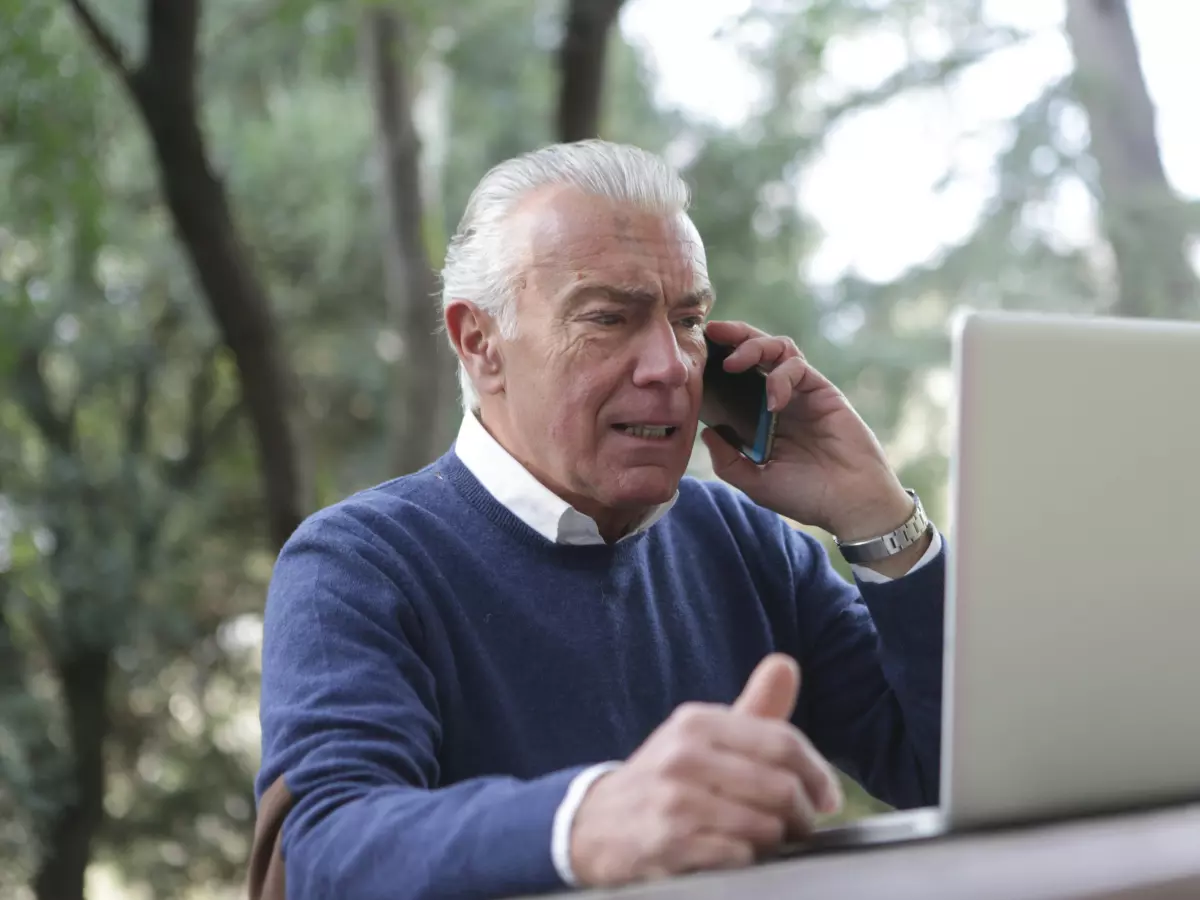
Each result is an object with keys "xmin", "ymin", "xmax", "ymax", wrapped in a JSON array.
[{"xmin": 834, "ymin": 490, "xmax": 932, "ymax": 564}]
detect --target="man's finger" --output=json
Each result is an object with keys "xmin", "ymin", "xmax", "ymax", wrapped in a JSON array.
[
  {"xmin": 704, "ymin": 319, "xmax": 764, "ymax": 347},
  {"xmin": 688, "ymin": 746, "xmax": 817, "ymax": 831},
  {"xmin": 764, "ymin": 356, "xmax": 808, "ymax": 412},
  {"xmin": 709, "ymin": 714, "xmax": 844, "ymax": 816},
  {"xmin": 701, "ymin": 428, "xmax": 765, "ymax": 487},
  {"xmin": 734, "ymin": 654, "xmax": 800, "ymax": 720},
  {"xmin": 723, "ymin": 336, "xmax": 799, "ymax": 374},
  {"xmin": 679, "ymin": 788, "xmax": 788, "ymax": 850},
  {"xmin": 781, "ymin": 727, "xmax": 843, "ymax": 815},
  {"xmin": 666, "ymin": 833, "xmax": 755, "ymax": 875}
]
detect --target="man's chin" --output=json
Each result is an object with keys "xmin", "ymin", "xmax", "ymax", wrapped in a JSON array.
[{"xmin": 607, "ymin": 467, "xmax": 685, "ymax": 508}]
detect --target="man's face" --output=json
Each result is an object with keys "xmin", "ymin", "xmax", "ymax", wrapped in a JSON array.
[{"xmin": 483, "ymin": 186, "xmax": 712, "ymax": 531}]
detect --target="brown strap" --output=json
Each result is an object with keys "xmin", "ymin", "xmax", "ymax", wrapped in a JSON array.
[{"xmin": 247, "ymin": 775, "xmax": 293, "ymax": 900}]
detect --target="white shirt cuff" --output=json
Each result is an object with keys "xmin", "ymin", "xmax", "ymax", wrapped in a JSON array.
[
  {"xmin": 551, "ymin": 761, "xmax": 622, "ymax": 886},
  {"xmin": 850, "ymin": 526, "xmax": 943, "ymax": 585}
]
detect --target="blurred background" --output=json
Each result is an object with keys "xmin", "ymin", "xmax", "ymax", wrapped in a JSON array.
[{"xmin": 1, "ymin": 0, "xmax": 1197, "ymax": 897}]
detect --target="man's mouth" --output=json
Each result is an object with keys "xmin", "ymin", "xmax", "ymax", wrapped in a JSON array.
[{"xmin": 614, "ymin": 424, "xmax": 678, "ymax": 440}]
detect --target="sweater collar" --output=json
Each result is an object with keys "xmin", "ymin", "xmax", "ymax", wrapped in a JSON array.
[{"xmin": 452, "ymin": 412, "xmax": 677, "ymax": 546}]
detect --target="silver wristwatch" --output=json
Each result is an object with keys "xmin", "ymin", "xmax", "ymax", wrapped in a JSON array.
[{"xmin": 834, "ymin": 490, "xmax": 932, "ymax": 564}]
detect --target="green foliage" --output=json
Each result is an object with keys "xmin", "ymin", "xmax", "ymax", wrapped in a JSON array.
[{"xmin": 0, "ymin": 0, "xmax": 682, "ymax": 893}]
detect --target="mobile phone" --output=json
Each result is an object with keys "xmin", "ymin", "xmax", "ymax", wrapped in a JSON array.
[{"xmin": 699, "ymin": 335, "xmax": 778, "ymax": 465}]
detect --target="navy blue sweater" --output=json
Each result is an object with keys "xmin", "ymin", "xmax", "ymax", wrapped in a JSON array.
[{"xmin": 256, "ymin": 451, "xmax": 945, "ymax": 900}]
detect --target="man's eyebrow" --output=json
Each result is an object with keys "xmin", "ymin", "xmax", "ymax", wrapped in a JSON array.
[
  {"xmin": 675, "ymin": 288, "xmax": 714, "ymax": 310},
  {"xmin": 563, "ymin": 284, "xmax": 714, "ymax": 312}
]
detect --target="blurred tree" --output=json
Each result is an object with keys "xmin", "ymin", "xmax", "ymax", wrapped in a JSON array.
[
  {"xmin": 1, "ymin": 1, "xmax": 681, "ymax": 896},
  {"xmin": 557, "ymin": 0, "xmax": 628, "ymax": 141},
  {"xmin": 1, "ymin": 4, "xmax": 311, "ymax": 899},
  {"xmin": 361, "ymin": 3, "xmax": 458, "ymax": 474},
  {"xmin": 680, "ymin": 0, "xmax": 1027, "ymax": 510},
  {"xmin": 1064, "ymin": 0, "xmax": 1198, "ymax": 318},
  {"xmin": 0, "ymin": 182, "xmax": 255, "ymax": 900},
  {"xmin": 62, "ymin": 0, "xmax": 309, "ymax": 550}
]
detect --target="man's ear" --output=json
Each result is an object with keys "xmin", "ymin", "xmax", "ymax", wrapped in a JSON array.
[{"xmin": 444, "ymin": 300, "xmax": 505, "ymax": 399}]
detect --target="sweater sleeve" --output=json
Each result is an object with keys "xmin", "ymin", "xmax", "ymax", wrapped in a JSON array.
[
  {"xmin": 787, "ymin": 525, "xmax": 946, "ymax": 810},
  {"xmin": 254, "ymin": 510, "xmax": 585, "ymax": 900}
]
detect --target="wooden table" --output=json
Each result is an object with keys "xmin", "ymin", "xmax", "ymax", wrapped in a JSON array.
[{"xmin": 532, "ymin": 803, "xmax": 1200, "ymax": 900}]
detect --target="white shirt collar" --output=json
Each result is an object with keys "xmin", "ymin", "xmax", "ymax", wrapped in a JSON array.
[{"xmin": 453, "ymin": 412, "xmax": 677, "ymax": 545}]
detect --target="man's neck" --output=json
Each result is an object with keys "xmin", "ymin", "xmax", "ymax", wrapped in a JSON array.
[{"xmin": 474, "ymin": 408, "xmax": 648, "ymax": 543}]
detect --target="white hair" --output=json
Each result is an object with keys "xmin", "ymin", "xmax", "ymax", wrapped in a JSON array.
[{"xmin": 440, "ymin": 139, "xmax": 693, "ymax": 413}]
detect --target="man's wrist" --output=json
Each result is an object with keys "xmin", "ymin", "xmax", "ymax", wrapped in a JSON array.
[
  {"xmin": 829, "ymin": 481, "xmax": 935, "ymax": 579},
  {"xmin": 854, "ymin": 528, "xmax": 933, "ymax": 579},
  {"xmin": 853, "ymin": 526, "xmax": 942, "ymax": 584},
  {"xmin": 552, "ymin": 762, "xmax": 621, "ymax": 886},
  {"xmin": 826, "ymin": 481, "xmax": 914, "ymax": 544}
]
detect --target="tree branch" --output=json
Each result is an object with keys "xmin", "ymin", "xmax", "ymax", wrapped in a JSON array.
[
  {"xmin": 125, "ymin": 303, "xmax": 185, "ymax": 458},
  {"xmin": 14, "ymin": 337, "xmax": 73, "ymax": 455},
  {"xmin": 813, "ymin": 30, "xmax": 1030, "ymax": 137},
  {"xmin": 62, "ymin": 0, "xmax": 136, "ymax": 85},
  {"xmin": 181, "ymin": 346, "xmax": 218, "ymax": 467},
  {"xmin": 166, "ymin": 347, "xmax": 242, "ymax": 492},
  {"xmin": 0, "ymin": 576, "xmax": 26, "ymax": 693},
  {"xmin": 125, "ymin": 359, "xmax": 151, "ymax": 459},
  {"xmin": 209, "ymin": 0, "xmax": 285, "ymax": 55},
  {"xmin": 167, "ymin": 401, "xmax": 243, "ymax": 491}
]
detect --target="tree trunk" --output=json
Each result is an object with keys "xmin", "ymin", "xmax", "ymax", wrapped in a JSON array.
[
  {"xmin": 1064, "ymin": 0, "xmax": 1198, "ymax": 318},
  {"xmin": 45, "ymin": 5, "xmax": 309, "ymax": 899},
  {"xmin": 135, "ymin": 96, "xmax": 307, "ymax": 547},
  {"xmin": 361, "ymin": 8, "xmax": 457, "ymax": 475},
  {"xmin": 556, "ymin": 0, "xmax": 628, "ymax": 142},
  {"xmin": 65, "ymin": 0, "xmax": 309, "ymax": 550},
  {"xmin": 129, "ymin": 0, "xmax": 307, "ymax": 547},
  {"xmin": 32, "ymin": 649, "xmax": 111, "ymax": 900}
]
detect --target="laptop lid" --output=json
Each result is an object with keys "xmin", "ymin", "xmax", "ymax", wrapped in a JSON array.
[{"xmin": 940, "ymin": 310, "xmax": 1200, "ymax": 829}]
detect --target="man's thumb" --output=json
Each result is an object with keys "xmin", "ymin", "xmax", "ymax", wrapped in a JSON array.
[
  {"xmin": 733, "ymin": 653, "xmax": 801, "ymax": 720},
  {"xmin": 700, "ymin": 428, "xmax": 762, "ymax": 489}
]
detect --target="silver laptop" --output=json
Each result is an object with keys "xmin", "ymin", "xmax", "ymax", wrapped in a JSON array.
[{"xmin": 787, "ymin": 309, "xmax": 1200, "ymax": 854}]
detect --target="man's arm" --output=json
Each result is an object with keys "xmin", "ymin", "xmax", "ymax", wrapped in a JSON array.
[
  {"xmin": 252, "ymin": 511, "xmax": 586, "ymax": 900},
  {"xmin": 787, "ymin": 525, "xmax": 946, "ymax": 810}
]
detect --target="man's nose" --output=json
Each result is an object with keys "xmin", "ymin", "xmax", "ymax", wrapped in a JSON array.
[{"xmin": 631, "ymin": 319, "xmax": 691, "ymax": 389}]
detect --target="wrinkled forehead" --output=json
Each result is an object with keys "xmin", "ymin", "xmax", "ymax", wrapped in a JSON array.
[{"xmin": 509, "ymin": 186, "xmax": 710, "ymax": 303}]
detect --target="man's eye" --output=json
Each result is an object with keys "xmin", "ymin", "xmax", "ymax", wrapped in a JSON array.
[
  {"xmin": 590, "ymin": 313, "xmax": 624, "ymax": 326},
  {"xmin": 678, "ymin": 316, "xmax": 704, "ymax": 329}
]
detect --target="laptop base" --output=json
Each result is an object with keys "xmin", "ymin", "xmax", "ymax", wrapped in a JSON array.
[{"xmin": 774, "ymin": 807, "xmax": 945, "ymax": 858}]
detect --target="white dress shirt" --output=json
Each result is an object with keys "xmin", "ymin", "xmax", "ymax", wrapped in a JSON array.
[{"xmin": 452, "ymin": 411, "xmax": 943, "ymax": 883}]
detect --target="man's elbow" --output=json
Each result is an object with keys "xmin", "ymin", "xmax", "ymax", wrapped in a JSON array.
[{"xmin": 251, "ymin": 777, "xmax": 382, "ymax": 900}]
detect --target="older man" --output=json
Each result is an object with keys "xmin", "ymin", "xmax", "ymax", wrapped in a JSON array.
[{"xmin": 250, "ymin": 140, "xmax": 945, "ymax": 900}]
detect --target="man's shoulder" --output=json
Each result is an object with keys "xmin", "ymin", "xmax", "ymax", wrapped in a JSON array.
[
  {"xmin": 663, "ymin": 475, "xmax": 780, "ymax": 549},
  {"xmin": 266, "ymin": 455, "xmax": 478, "ymax": 626},
  {"xmin": 669, "ymin": 476, "xmax": 825, "ymax": 564},
  {"xmin": 673, "ymin": 475, "xmax": 776, "ymax": 530},
  {"xmin": 285, "ymin": 453, "xmax": 468, "ymax": 552}
]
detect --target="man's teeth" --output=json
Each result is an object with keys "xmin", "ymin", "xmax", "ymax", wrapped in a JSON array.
[{"xmin": 619, "ymin": 424, "xmax": 674, "ymax": 439}]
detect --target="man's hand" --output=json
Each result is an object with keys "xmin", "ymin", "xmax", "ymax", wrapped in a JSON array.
[
  {"xmin": 700, "ymin": 321, "xmax": 925, "ymax": 563},
  {"xmin": 568, "ymin": 654, "xmax": 843, "ymax": 887}
]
